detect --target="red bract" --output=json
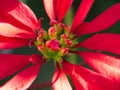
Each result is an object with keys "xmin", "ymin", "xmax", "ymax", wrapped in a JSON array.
[{"xmin": 0, "ymin": 0, "xmax": 120, "ymax": 90}]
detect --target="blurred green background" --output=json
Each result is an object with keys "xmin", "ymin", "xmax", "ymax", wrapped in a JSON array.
[{"xmin": 0, "ymin": 0, "xmax": 120, "ymax": 90}]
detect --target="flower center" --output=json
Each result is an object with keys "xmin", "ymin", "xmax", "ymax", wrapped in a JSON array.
[{"xmin": 34, "ymin": 23, "xmax": 77, "ymax": 62}]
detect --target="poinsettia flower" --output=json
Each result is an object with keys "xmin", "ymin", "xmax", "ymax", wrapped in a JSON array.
[{"xmin": 0, "ymin": 0, "xmax": 120, "ymax": 90}]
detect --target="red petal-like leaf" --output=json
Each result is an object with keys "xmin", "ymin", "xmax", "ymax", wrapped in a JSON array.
[
  {"xmin": 0, "ymin": 54, "xmax": 30, "ymax": 80},
  {"xmin": 0, "ymin": 23, "xmax": 37, "ymax": 39},
  {"xmin": 71, "ymin": 0, "xmax": 94, "ymax": 31},
  {"xmin": 63, "ymin": 61, "xmax": 120, "ymax": 90},
  {"xmin": 74, "ymin": 3, "xmax": 120, "ymax": 35},
  {"xmin": 79, "ymin": 51, "xmax": 120, "ymax": 83},
  {"xmin": 0, "ymin": 12, "xmax": 37, "ymax": 39},
  {"xmin": 71, "ymin": 22, "xmax": 89, "ymax": 36},
  {"xmin": 55, "ymin": 0, "xmax": 73, "ymax": 22},
  {"xmin": 0, "ymin": 0, "xmax": 39, "ymax": 30},
  {"xmin": 52, "ymin": 68, "xmax": 72, "ymax": 90},
  {"xmin": 29, "ymin": 54, "xmax": 44, "ymax": 64},
  {"xmin": 79, "ymin": 33, "xmax": 120, "ymax": 55},
  {"xmin": 0, "ymin": 64, "xmax": 41, "ymax": 90},
  {"xmin": 62, "ymin": 61, "xmax": 87, "ymax": 90},
  {"xmin": 43, "ymin": 0, "xmax": 55, "ymax": 21},
  {"xmin": 43, "ymin": 0, "xmax": 73, "ymax": 22},
  {"xmin": 0, "ymin": 35, "xmax": 29, "ymax": 49}
]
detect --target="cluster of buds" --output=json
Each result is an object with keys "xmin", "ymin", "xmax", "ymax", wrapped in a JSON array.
[{"xmin": 34, "ymin": 23, "xmax": 77, "ymax": 62}]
